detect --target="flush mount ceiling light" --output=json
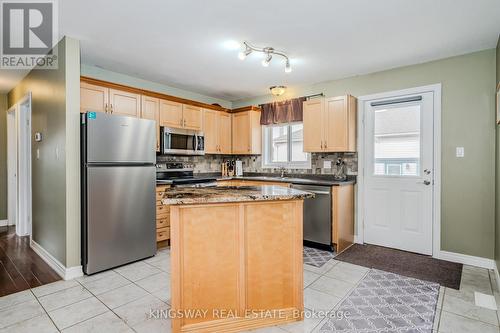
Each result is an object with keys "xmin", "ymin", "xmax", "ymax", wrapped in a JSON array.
[
  {"xmin": 270, "ymin": 86, "xmax": 287, "ymax": 96},
  {"xmin": 238, "ymin": 41, "xmax": 292, "ymax": 73}
]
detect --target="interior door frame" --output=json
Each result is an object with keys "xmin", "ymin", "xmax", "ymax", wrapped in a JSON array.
[
  {"xmin": 7, "ymin": 92, "xmax": 33, "ymax": 237},
  {"xmin": 356, "ymin": 84, "xmax": 442, "ymax": 258}
]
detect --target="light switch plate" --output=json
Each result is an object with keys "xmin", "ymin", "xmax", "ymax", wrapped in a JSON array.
[
  {"xmin": 456, "ymin": 147, "xmax": 464, "ymax": 158},
  {"xmin": 323, "ymin": 160, "xmax": 332, "ymax": 169}
]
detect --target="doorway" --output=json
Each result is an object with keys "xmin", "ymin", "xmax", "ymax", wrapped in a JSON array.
[
  {"xmin": 7, "ymin": 93, "xmax": 32, "ymax": 237},
  {"xmin": 358, "ymin": 85, "xmax": 441, "ymax": 256}
]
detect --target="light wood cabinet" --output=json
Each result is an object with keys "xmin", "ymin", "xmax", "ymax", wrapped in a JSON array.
[
  {"xmin": 302, "ymin": 98, "xmax": 324, "ymax": 152},
  {"xmin": 80, "ymin": 82, "xmax": 141, "ymax": 117},
  {"xmin": 159, "ymin": 100, "xmax": 183, "ymax": 128},
  {"xmin": 159, "ymin": 100, "xmax": 202, "ymax": 130},
  {"xmin": 170, "ymin": 200, "xmax": 303, "ymax": 332},
  {"xmin": 182, "ymin": 105, "xmax": 203, "ymax": 130},
  {"xmin": 303, "ymin": 95, "xmax": 357, "ymax": 152},
  {"xmin": 80, "ymin": 82, "xmax": 109, "ymax": 113},
  {"xmin": 332, "ymin": 184, "xmax": 354, "ymax": 253},
  {"xmin": 203, "ymin": 109, "xmax": 232, "ymax": 154},
  {"xmin": 231, "ymin": 110, "xmax": 261, "ymax": 155},
  {"xmin": 109, "ymin": 89, "xmax": 141, "ymax": 117},
  {"xmin": 141, "ymin": 96, "xmax": 160, "ymax": 152},
  {"xmin": 156, "ymin": 185, "xmax": 171, "ymax": 247}
]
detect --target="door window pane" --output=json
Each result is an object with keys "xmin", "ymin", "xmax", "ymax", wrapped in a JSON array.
[{"xmin": 373, "ymin": 105, "xmax": 421, "ymax": 176}]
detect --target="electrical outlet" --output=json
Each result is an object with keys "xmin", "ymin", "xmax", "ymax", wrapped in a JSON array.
[
  {"xmin": 323, "ymin": 160, "xmax": 332, "ymax": 169},
  {"xmin": 456, "ymin": 147, "xmax": 464, "ymax": 158}
]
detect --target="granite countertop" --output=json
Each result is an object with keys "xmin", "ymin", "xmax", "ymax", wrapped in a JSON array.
[
  {"xmin": 161, "ymin": 185, "xmax": 314, "ymax": 205},
  {"xmin": 156, "ymin": 173, "xmax": 356, "ymax": 186},
  {"xmin": 209, "ymin": 172, "xmax": 356, "ymax": 186}
]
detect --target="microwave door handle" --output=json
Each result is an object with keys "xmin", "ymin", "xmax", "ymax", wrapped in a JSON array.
[{"xmin": 194, "ymin": 135, "xmax": 198, "ymax": 152}]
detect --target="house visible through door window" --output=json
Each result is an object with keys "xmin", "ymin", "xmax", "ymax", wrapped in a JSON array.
[
  {"xmin": 373, "ymin": 104, "xmax": 421, "ymax": 176},
  {"xmin": 262, "ymin": 123, "xmax": 311, "ymax": 169}
]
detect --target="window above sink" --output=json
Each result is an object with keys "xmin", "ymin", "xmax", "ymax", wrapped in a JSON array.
[{"xmin": 262, "ymin": 122, "xmax": 311, "ymax": 169}]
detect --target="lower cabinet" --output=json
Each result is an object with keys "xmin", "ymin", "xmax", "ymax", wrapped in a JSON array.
[
  {"xmin": 217, "ymin": 180, "xmax": 354, "ymax": 253},
  {"xmin": 156, "ymin": 185, "xmax": 171, "ymax": 247},
  {"xmin": 332, "ymin": 184, "xmax": 354, "ymax": 253}
]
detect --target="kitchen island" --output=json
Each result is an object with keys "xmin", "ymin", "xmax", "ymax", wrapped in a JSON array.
[{"xmin": 162, "ymin": 185, "xmax": 313, "ymax": 333}]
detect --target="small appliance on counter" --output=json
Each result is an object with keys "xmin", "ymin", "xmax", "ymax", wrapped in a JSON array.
[
  {"xmin": 334, "ymin": 157, "xmax": 347, "ymax": 180},
  {"xmin": 235, "ymin": 160, "xmax": 243, "ymax": 176},
  {"xmin": 221, "ymin": 160, "xmax": 239, "ymax": 177}
]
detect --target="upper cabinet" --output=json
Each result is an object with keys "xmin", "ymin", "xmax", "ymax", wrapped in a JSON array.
[
  {"xmin": 141, "ymin": 96, "xmax": 161, "ymax": 152},
  {"xmin": 159, "ymin": 100, "xmax": 202, "ymax": 131},
  {"xmin": 182, "ymin": 105, "xmax": 203, "ymax": 131},
  {"xmin": 159, "ymin": 100, "xmax": 183, "ymax": 128},
  {"xmin": 203, "ymin": 109, "xmax": 232, "ymax": 154},
  {"xmin": 303, "ymin": 95, "xmax": 357, "ymax": 152},
  {"xmin": 231, "ymin": 110, "xmax": 261, "ymax": 155},
  {"xmin": 109, "ymin": 89, "xmax": 141, "ymax": 117},
  {"xmin": 80, "ymin": 82, "xmax": 109, "ymax": 113},
  {"xmin": 80, "ymin": 82, "xmax": 140, "ymax": 117}
]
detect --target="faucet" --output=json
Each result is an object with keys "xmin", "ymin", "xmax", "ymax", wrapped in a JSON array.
[{"xmin": 279, "ymin": 166, "xmax": 286, "ymax": 178}]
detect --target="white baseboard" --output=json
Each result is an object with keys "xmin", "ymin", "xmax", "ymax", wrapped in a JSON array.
[
  {"xmin": 30, "ymin": 240, "xmax": 83, "ymax": 280},
  {"xmin": 0, "ymin": 219, "xmax": 8, "ymax": 227},
  {"xmin": 494, "ymin": 263, "xmax": 500, "ymax": 296},
  {"xmin": 353, "ymin": 235, "xmax": 363, "ymax": 244},
  {"xmin": 437, "ymin": 250, "xmax": 495, "ymax": 270}
]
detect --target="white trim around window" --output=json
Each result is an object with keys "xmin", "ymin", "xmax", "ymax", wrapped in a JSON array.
[{"xmin": 261, "ymin": 122, "xmax": 311, "ymax": 169}]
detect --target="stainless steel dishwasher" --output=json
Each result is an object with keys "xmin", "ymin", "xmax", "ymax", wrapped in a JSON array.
[{"xmin": 290, "ymin": 184, "xmax": 332, "ymax": 251}]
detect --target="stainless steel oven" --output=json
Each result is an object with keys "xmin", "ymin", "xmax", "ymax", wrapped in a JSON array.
[{"xmin": 160, "ymin": 127, "xmax": 204, "ymax": 155}]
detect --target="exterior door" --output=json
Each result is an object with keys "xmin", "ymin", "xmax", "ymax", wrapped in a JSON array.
[{"xmin": 364, "ymin": 92, "xmax": 434, "ymax": 255}]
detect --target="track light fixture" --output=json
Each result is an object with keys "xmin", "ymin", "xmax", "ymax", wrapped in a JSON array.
[{"xmin": 238, "ymin": 41, "xmax": 292, "ymax": 73}]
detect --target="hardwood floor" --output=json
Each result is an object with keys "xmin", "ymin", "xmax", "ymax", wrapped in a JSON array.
[{"xmin": 0, "ymin": 226, "xmax": 60, "ymax": 297}]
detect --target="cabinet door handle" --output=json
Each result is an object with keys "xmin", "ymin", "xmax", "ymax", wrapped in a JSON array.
[
  {"xmin": 104, "ymin": 103, "xmax": 108, "ymax": 113},
  {"xmin": 110, "ymin": 104, "xmax": 113, "ymax": 114},
  {"xmin": 180, "ymin": 118, "xmax": 183, "ymax": 126}
]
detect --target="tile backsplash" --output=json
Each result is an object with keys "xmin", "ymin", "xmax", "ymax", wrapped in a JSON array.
[{"xmin": 157, "ymin": 152, "xmax": 358, "ymax": 175}]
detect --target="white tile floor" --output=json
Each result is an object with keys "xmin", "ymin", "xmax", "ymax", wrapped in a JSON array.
[{"xmin": 0, "ymin": 247, "xmax": 499, "ymax": 333}]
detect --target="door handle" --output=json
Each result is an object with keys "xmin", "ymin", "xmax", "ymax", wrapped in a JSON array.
[
  {"xmin": 424, "ymin": 169, "xmax": 431, "ymax": 175},
  {"xmin": 417, "ymin": 180, "xmax": 431, "ymax": 185}
]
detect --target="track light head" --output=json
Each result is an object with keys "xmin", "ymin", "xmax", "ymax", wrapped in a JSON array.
[
  {"xmin": 262, "ymin": 53, "xmax": 272, "ymax": 67},
  {"xmin": 285, "ymin": 59, "xmax": 292, "ymax": 73},
  {"xmin": 238, "ymin": 45, "xmax": 252, "ymax": 60}
]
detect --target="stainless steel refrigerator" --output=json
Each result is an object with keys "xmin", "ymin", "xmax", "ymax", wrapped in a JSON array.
[{"xmin": 81, "ymin": 112, "xmax": 156, "ymax": 275}]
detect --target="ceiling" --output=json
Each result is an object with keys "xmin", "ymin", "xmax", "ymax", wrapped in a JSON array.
[{"xmin": 2, "ymin": 0, "xmax": 500, "ymax": 100}]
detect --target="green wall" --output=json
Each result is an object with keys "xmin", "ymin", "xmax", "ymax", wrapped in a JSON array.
[
  {"xmin": 8, "ymin": 37, "xmax": 81, "ymax": 267},
  {"xmin": 495, "ymin": 36, "xmax": 500, "ymax": 269},
  {"xmin": 81, "ymin": 64, "xmax": 232, "ymax": 109},
  {"xmin": 0, "ymin": 93, "xmax": 7, "ymax": 220},
  {"xmin": 236, "ymin": 49, "xmax": 497, "ymax": 259}
]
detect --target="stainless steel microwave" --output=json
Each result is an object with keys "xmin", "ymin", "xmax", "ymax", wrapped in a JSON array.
[{"xmin": 160, "ymin": 127, "xmax": 205, "ymax": 155}]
